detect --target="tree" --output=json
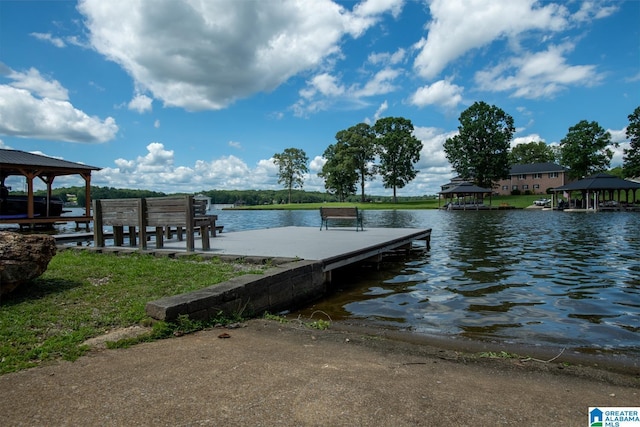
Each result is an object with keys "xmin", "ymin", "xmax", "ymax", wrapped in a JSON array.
[
  {"xmin": 373, "ymin": 117, "xmax": 423, "ymax": 203},
  {"xmin": 444, "ymin": 101, "xmax": 514, "ymax": 189},
  {"xmin": 272, "ymin": 148, "xmax": 308, "ymax": 204},
  {"xmin": 559, "ymin": 120, "xmax": 614, "ymax": 180},
  {"xmin": 318, "ymin": 141, "xmax": 357, "ymax": 202},
  {"xmin": 623, "ymin": 106, "xmax": 640, "ymax": 178},
  {"xmin": 509, "ymin": 141, "xmax": 556, "ymax": 164},
  {"xmin": 334, "ymin": 123, "xmax": 377, "ymax": 202}
]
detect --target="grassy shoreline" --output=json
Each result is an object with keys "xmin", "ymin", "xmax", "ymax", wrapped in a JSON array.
[
  {"xmin": 229, "ymin": 194, "xmax": 544, "ymax": 210},
  {"xmin": 0, "ymin": 249, "xmax": 265, "ymax": 375}
]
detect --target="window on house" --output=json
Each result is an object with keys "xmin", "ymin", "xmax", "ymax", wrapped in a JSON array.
[
  {"xmin": 533, "ymin": 184, "xmax": 540, "ymax": 189},
  {"xmin": 519, "ymin": 174, "xmax": 527, "ymax": 180},
  {"xmin": 523, "ymin": 185, "xmax": 529, "ymax": 190},
  {"xmin": 549, "ymin": 172, "xmax": 559, "ymax": 178},
  {"xmin": 533, "ymin": 173, "xmax": 542, "ymax": 179},
  {"xmin": 502, "ymin": 185, "xmax": 508, "ymax": 190},
  {"xmin": 512, "ymin": 185, "xmax": 518, "ymax": 190}
]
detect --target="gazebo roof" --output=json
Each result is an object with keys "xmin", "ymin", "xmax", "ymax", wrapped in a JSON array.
[
  {"xmin": 0, "ymin": 148, "xmax": 101, "ymax": 177},
  {"xmin": 553, "ymin": 173, "xmax": 640, "ymax": 191},
  {"xmin": 439, "ymin": 181, "xmax": 493, "ymax": 195}
]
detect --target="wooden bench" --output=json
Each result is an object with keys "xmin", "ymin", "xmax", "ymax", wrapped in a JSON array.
[
  {"xmin": 93, "ymin": 198, "xmax": 143, "ymax": 248},
  {"xmin": 93, "ymin": 196, "xmax": 218, "ymax": 252},
  {"xmin": 320, "ymin": 207, "xmax": 363, "ymax": 231}
]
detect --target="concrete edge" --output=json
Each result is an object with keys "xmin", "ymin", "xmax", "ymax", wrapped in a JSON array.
[{"xmin": 144, "ymin": 259, "xmax": 328, "ymax": 322}]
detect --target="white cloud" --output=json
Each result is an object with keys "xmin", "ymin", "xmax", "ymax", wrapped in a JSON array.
[
  {"xmin": 228, "ymin": 141, "xmax": 243, "ymax": 150},
  {"xmin": 8, "ymin": 67, "xmax": 68, "ymax": 100},
  {"xmin": 30, "ymin": 32, "xmax": 66, "ymax": 48},
  {"xmin": 94, "ymin": 144, "xmax": 283, "ymax": 193},
  {"xmin": 154, "ymin": 119, "xmax": 161, "ymax": 129},
  {"xmin": 368, "ymin": 48, "xmax": 406, "ymax": 65},
  {"xmin": 572, "ymin": 1, "xmax": 619, "ymax": 22},
  {"xmin": 413, "ymin": 126, "xmax": 456, "ymax": 170},
  {"xmin": 0, "ymin": 85, "xmax": 118, "ymax": 143},
  {"xmin": 352, "ymin": 67, "xmax": 401, "ymax": 97},
  {"xmin": 413, "ymin": 0, "xmax": 568, "ymax": 79},
  {"xmin": 0, "ymin": 66, "xmax": 118, "ymax": 143},
  {"xmin": 511, "ymin": 134, "xmax": 545, "ymax": 148},
  {"xmin": 374, "ymin": 100, "xmax": 388, "ymax": 121},
  {"xmin": 78, "ymin": 0, "xmax": 402, "ymax": 112},
  {"xmin": 128, "ymin": 94, "xmax": 153, "ymax": 113},
  {"xmin": 475, "ymin": 43, "xmax": 602, "ymax": 99},
  {"xmin": 409, "ymin": 79, "xmax": 463, "ymax": 109}
]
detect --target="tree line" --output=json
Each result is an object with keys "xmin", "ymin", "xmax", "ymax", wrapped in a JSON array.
[
  {"xmin": 443, "ymin": 102, "xmax": 639, "ymax": 190},
  {"xmin": 273, "ymin": 117, "xmax": 422, "ymax": 204},
  {"xmin": 33, "ymin": 104, "xmax": 640, "ymax": 205},
  {"xmin": 274, "ymin": 103, "xmax": 640, "ymax": 199}
]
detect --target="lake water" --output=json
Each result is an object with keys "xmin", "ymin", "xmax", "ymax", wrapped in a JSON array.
[
  {"xmin": 212, "ymin": 208, "xmax": 640, "ymax": 357},
  {"xmin": 11, "ymin": 208, "xmax": 640, "ymax": 356}
]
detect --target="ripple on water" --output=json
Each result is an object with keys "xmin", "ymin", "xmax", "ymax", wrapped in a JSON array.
[{"xmin": 294, "ymin": 210, "xmax": 640, "ymax": 356}]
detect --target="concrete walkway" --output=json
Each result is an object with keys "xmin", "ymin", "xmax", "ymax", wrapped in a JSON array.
[{"xmin": 0, "ymin": 319, "xmax": 637, "ymax": 426}]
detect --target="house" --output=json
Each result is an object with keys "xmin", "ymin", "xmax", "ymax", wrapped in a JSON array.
[{"xmin": 495, "ymin": 163, "xmax": 568, "ymax": 196}]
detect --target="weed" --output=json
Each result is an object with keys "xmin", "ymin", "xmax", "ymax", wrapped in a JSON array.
[
  {"xmin": 305, "ymin": 319, "xmax": 331, "ymax": 330},
  {"xmin": 263, "ymin": 312, "xmax": 289, "ymax": 323},
  {"xmin": 477, "ymin": 351, "xmax": 520, "ymax": 359}
]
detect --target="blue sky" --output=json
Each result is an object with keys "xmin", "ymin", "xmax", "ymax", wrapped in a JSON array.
[{"xmin": 1, "ymin": 0, "xmax": 638, "ymax": 196}]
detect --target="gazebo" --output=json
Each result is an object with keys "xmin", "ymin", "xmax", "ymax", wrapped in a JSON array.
[
  {"xmin": 438, "ymin": 182, "xmax": 493, "ymax": 210},
  {"xmin": 551, "ymin": 173, "xmax": 640, "ymax": 211},
  {"xmin": 0, "ymin": 149, "xmax": 101, "ymax": 228}
]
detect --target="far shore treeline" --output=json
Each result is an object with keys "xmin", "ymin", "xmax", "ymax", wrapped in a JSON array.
[{"xmin": 27, "ymin": 186, "xmax": 438, "ymax": 208}]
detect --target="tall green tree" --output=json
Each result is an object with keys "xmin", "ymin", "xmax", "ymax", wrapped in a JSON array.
[
  {"xmin": 273, "ymin": 148, "xmax": 308, "ymax": 204},
  {"xmin": 373, "ymin": 117, "xmax": 423, "ymax": 203},
  {"xmin": 623, "ymin": 106, "xmax": 640, "ymax": 178},
  {"xmin": 559, "ymin": 120, "xmax": 614, "ymax": 180},
  {"xmin": 318, "ymin": 141, "xmax": 357, "ymax": 202},
  {"xmin": 444, "ymin": 101, "xmax": 514, "ymax": 189},
  {"xmin": 509, "ymin": 141, "xmax": 556, "ymax": 164},
  {"xmin": 334, "ymin": 123, "xmax": 377, "ymax": 202}
]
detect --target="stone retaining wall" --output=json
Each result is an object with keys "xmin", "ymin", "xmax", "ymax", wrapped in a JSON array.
[{"xmin": 145, "ymin": 259, "xmax": 327, "ymax": 321}]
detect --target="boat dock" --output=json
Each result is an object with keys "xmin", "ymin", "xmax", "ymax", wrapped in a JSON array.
[{"xmin": 59, "ymin": 226, "xmax": 431, "ymax": 322}]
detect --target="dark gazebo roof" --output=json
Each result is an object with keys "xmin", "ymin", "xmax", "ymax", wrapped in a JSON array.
[
  {"xmin": 0, "ymin": 149, "xmax": 101, "ymax": 176},
  {"xmin": 439, "ymin": 181, "xmax": 493, "ymax": 195},
  {"xmin": 553, "ymin": 173, "xmax": 640, "ymax": 192},
  {"xmin": 1, "ymin": 148, "xmax": 101, "ymax": 226}
]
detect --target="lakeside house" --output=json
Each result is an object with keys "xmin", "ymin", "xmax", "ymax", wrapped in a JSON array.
[
  {"xmin": 441, "ymin": 162, "xmax": 568, "ymax": 196},
  {"xmin": 495, "ymin": 163, "xmax": 568, "ymax": 195}
]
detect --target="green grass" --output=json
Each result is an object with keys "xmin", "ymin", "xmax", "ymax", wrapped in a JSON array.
[
  {"xmin": 232, "ymin": 195, "xmax": 547, "ymax": 210},
  {"xmin": 0, "ymin": 250, "xmax": 265, "ymax": 375}
]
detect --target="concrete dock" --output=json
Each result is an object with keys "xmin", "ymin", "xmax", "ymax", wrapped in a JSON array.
[
  {"xmin": 60, "ymin": 226, "xmax": 431, "ymax": 322},
  {"xmin": 157, "ymin": 226, "xmax": 431, "ymax": 271}
]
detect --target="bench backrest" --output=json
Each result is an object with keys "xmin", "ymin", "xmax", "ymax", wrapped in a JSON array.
[
  {"xmin": 94, "ymin": 198, "xmax": 142, "ymax": 226},
  {"xmin": 193, "ymin": 198, "xmax": 208, "ymax": 217},
  {"xmin": 320, "ymin": 207, "xmax": 359, "ymax": 218},
  {"xmin": 145, "ymin": 196, "xmax": 192, "ymax": 227}
]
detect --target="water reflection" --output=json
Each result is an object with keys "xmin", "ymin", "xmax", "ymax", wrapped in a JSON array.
[
  {"xmin": 293, "ymin": 209, "xmax": 640, "ymax": 355},
  {"xmin": 47, "ymin": 208, "xmax": 640, "ymax": 355}
]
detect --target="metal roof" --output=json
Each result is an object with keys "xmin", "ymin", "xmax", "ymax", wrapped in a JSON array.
[
  {"xmin": 553, "ymin": 173, "xmax": 640, "ymax": 191},
  {"xmin": 0, "ymin": 148, "xmax": 101, "ymax": 176},
  {"xmin": 509, "ymin": 162, "xmax": 566, "ymax": 174},
  {"xmin": 439, "ymin": 181, "xmax": 493, "ymax": 194}
]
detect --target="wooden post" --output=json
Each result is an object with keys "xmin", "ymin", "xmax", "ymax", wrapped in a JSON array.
[
  {"xmin": 93, "ymin": 199, "xmax": 104, "ymax": 247},
  {"xmin": 140, "ymin": 198, "xmax": 147, "ymax": 250},
  {"xmin": 186, "ymin": 195, "xmax": 195, "ymax": 252}
]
